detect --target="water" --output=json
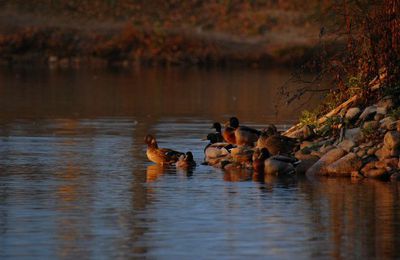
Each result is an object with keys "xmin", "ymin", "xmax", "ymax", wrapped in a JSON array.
[{"xmin": 1, "ymin": 67, "xmax": 400, "ymax": 259}]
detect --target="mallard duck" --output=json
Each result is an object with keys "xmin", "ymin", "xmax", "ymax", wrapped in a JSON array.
[
  {"xmin": 256, "ymin": 130, "xmax": 297, "ymax": 156},
  {"xmin": 144, "ymin": 134, "xmax": 184, "ymax": 165},
  {"xmin": 222, "ymin": 124, "xmax": 236, "ymax": 145},
  {"xmin": 264, "ymin": 155, "xmax": 300, "ymax": 176},
  {"xmin": 208, "ymin": 122, "xmax": 224, "ymax": 143},
  {"xmin": 176, "ymin": 152, "xmax": 196, "ymax": 169},
  {"xmin": 227, "ymin": 117, "xmax": 260, "ymax": 146},
  {"xmin": 203, "ymin": 133, "xmax": 234, "ymax": 166}
]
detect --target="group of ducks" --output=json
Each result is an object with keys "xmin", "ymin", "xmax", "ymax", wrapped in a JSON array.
[{"xmin": 144, "ymin": 117, "xmax": 300, "ymax": 176}]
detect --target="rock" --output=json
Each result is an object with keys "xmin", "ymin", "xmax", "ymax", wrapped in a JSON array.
[
  {"xmin": 377, "ymin": 106, "xmax": 387, "ymax": 115},
  {"xmin": 356, "ymin": 149, "xmax": 366, "ymax": 157},
  {"xmin": 384, "ymin": 131, "xmax": 400, "ymax": 150},
  {"xmin": 300, "ymin": 141, "xmax": 314, "ymax": 150},
  {"xmin": 359, "ymin": 105, "xmax": 377, "ymax": 121},
  {"xmin": 310, "ymin": 151, "xmax": 323, "ymax": 158},
  {"xmin": 325, "ymin": 153, "xmax": 362, "ymax": 177},
  {"xmin": 374, "ymin": 113, "xmax": 385, "ymax": 121},
  {"xmin": 48, "ymin": 56, "xmax": 58, "ymax": 63},
  {"xmin": 319, "ymin": 144, "xmax": 334, "ymax": 154},
  {"xmin": 288, "ymin": 125, "xmax": 314, "ymax": 139},
  {"xmin": 367, "ymin": 147, "xmax": 378, "ymax": 155},
  {"xmin": 390, "ymin": 173, "xmax": 400, "ymax": 181},
  {"xmin": 351, "ymin": 171, "xmax": 364, "ymax": 178},
  {"xmin": 264, "ymin": 158, "xmax": 295, "ymax": 176},
  {"xmin": 397, "ymin": 121, "xmax": 400, "ymax": 132},
  {"xmin": 364, "ymin": 168, "xmax": 389, "ymax": 179},
  {"xmin": 344, "ymin": 128, "xmax": 363, "ymax": 143},
  {"xmin": 361, "ymin": 161, "xmax": 376, "ymax": 175},
  {"xmin": 295, "ymin": 150, "xmax": 320, "ymax": 161},
  {"xmin": 375, "ymin": 158, "xmax": 399, "ymax": 169},
  {"xmin": 377, "ymin": 96, "xmax": 394, "ymax": 110},
  {"xmin": 306, "ymin": 148, "xmax": 346, "ymax": 176},
  {"xmin": 375, "ymin": 147, "xmax": 399, "ymax": 160},
  {"xmin": 295, "ymin": 156, "xmax": 319, "ymax": 175},
  {"xmin": 380, "ymin": 117, "xmax": 396, "ymax": 130},
  {"xmin": 338, "ymin": 139, "xmax": 355, "ymax": 152},
  {"xmin": 345, "ymin": 107, "xmax": 361, "ymax": 121},
  {"xmin": 363, "ymin": 120, "xmax": 379, "ymax": 130}
]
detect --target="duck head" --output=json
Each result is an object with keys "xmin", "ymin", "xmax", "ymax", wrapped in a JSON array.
[
  {"xmin": 228, "ymin": 117, "xmax": 240, "ymax": 129},
  {"xmin": 144, "ymin": 134, "xmax": 158, "ymax": 148},
  {"xmin": 185, "ymin": 151, "xmax": 194, "ymax": 162},
  {"xmin": 211, "ymin": 122, "xmax": 222, "ymax": 133}
]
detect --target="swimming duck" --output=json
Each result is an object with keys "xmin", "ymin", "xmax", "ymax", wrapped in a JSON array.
[
  {"xmin": 176, "ymin": 151, "xmax": 196, "ymax": 169},
  {"xmin": 227, "ymin": 117, "xmax": 260, "ymax": 146},
  {"xmin": 203, "ymin": 133, "xmax": 234, "ymax": 166},
  {"xmin": 207, "ymin": 122, "xmax": 224, "ymax": 143},
  {"xmin": 252, "ymin": 148, "xmax": 270, "ymax": 172},
  {"xmin": 144, "ymin": 134, "xmax": 184, "ymax": 165},
  {"xmin": 256, "ymin": 130, "xmax": 297, "ymax": 156}
]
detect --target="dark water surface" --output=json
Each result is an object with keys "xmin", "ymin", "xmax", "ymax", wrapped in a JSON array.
[{"xmin": 1, "ymin": 67, "xmax": 400, "ymax": 259}]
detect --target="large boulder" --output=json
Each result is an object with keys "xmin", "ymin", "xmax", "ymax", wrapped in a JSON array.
[
  {"xmin": 306, "ymin": 148, "xmax": 346, "ymax": 176},
  {"xmin": 377, "ymin": 96, "xmax": 394, "ymax": 110},
  {"xmin": 375, "ymin": 147, "xmax": 399, "ymax": 160},
  {"xmin": 325, "ymin": 153, "xmax": 362, "ymax": 177},
  {"xmin": 295, "ymin": 156, "xmax": 320, "ymax": 175},
  {"xmin": 363, "ymin": 168, "xmax": 389, "ymax": 179}
]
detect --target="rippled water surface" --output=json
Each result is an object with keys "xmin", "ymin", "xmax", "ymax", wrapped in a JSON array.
[{"xmin": 1, "ymin": 67, "xmax": 400, "ymax": 259}]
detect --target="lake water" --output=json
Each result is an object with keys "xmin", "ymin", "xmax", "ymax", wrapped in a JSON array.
[{"xmin": 0, "ymin": 67, "xmax": 400, "ymax": 259}]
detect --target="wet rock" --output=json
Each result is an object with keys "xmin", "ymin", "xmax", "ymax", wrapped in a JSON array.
[
  {"xmin": 345, "ymin": 107, "xmax": 361, "ymax": 121},
  {"xmin": 363, "ymin": 120, "xmax": 379, "ymax": 130},
  {"xmin": 364, "ymin": 168, "xmax": 389, "ymax": 179},
  {"xmin": 306, "ymin": 148, "xmax": 346, "ymax": 176},
  {"xmin": 295, "ymin": 156, "xmax": 319, "ymax": 175},
  {"xmin": 325, "ymin": 153, "xmax": 362, "ymax": 176},
  {"xmin": 344, "ymin": 128, "xmax": 363, "ymax": 143},
  {"xmin": 338, "ymin": 139, "xmax": 355, "ymax": 152},
  {"xmin": 264, "ymin": 158, "xmax": 295, "ymax": 176},
  {"xmin": 390, "ymin": 173, "xmax": 400, "ymax": 181},
  {"xmin": 375, "ymin": 158, "xmax": 399, "ymax": 169},
  {"xmin": 359, "ymin": 106, "xmax": 377, "ymax": 121},
  {"xmin": 295, "ymin": 150, "xmax": 320, "ymax": 161},
  {"xmin": 384, "ymin": 131, "xmax": 400, "ymax": 150}
]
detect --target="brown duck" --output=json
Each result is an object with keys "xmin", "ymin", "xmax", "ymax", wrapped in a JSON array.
[{"xmin": 145, "ymin": 134, "xmax": 184, "ymax": 165}]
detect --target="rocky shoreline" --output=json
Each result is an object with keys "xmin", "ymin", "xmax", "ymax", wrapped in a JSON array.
[{"xmin": 288, "ymin": 95, "xmax": 400, "ymax": 182}]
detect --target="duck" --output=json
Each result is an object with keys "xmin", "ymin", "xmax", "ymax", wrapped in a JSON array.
[
  {"xmin": 207, "ymin": 122, "xmax": 224, "ymax": 143},
  {"xmin": 176, "ymin": 152, "xmax": 196, "ymax": 169},
  {"xmin": 252, "ymin": 148, "xmax": 299, "ymax": 176},
  {"xmin": 222, "ymin": 123, "xmax": 236, "ymax": 145},
  {"xmin": 230, "ymin": 145, "xmax": 254, "ymax": 168},
  {"xmin": 203, "ymin": 133, "xmax": 234, "ymax": 166},
  {"xmin": 256, "ymin": 129, "xmax": 298, "ymax": 156},
  {"xmin": 144, "ymin": 134, "xmax": 184, "ymax": 165},
  {"xmin": 227, "ymin": 117, "xmax": 260, "ymax": 146}
]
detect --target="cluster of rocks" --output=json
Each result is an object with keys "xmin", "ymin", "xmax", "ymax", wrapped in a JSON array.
[{"xmin": 291, "ymin": 96, "xmax": 400, "ymax": 181}]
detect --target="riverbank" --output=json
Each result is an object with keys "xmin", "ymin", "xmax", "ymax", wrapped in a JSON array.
[
  {"xmin": 286, "ymin": 74, "xmax": 400, "ymax": 181},
  {"xmin": 0, "ymin": 3, "xmax": 335, "ymax": 68}
]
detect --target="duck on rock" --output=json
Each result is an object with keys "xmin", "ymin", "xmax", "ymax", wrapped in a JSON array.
[
  {"xmin": 144, "ymin": 134, "xmax": 184, "ymax": 165},
  {"xmin": 256, "ymin": 126, "xmax": 298, "ymax": 156},
  {"xmin": 225, "ymin": 117, "xmax": 260, "ymax": 146},
  {"xmin": 207, "ymin": 122, "xmax": 225, "ymax": 143},
  {"xmin": 203, "ymin": 133, "xmax": 234, "ymax": 166},
  {"xmin": 253, "ymin": 148, "xmax": 300, "ymax": 176}
]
